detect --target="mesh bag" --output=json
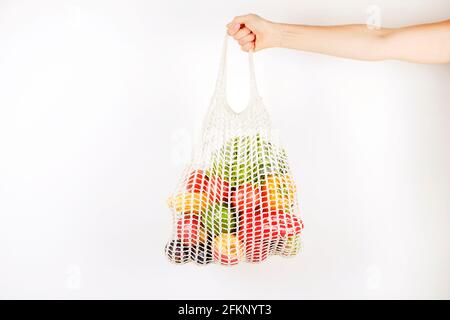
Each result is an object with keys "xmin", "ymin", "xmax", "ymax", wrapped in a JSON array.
[{"xmin": 165, "ymin": 35, "xmax": 304, "ymax": 265}]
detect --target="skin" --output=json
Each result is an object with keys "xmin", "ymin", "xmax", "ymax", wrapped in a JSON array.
[{"xmin": 227, "ymin": 14, "xmax": 450, "ymax": 64}]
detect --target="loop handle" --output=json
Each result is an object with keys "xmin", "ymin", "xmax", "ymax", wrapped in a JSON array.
[{"xmin": 214, "ymin": 33, "xmax": 260, "ymax": 101}]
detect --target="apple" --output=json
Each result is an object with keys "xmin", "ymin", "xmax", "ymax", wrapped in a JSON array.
[
  {"xmin": 165, "ymin": 239, "xmax": 190, "ymax": 264},
  {"xmin": 186, "ymin": 169, "xmax": 209, "ymax": 193},
  {"xmin": 231, "ymin": 183, "xmax": 261, "ymax": 214},
  {"xmin": 176, "ymin": 215, "xmax": 200, "ymax": 246},
  {"xmin": 212, "ymin": 233, "xmax": 243, "ymax": 265}
]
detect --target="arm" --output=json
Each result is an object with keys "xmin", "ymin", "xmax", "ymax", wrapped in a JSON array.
[{"xmin": 227, "ymin": 14, "xmax": 450, "ymax": 64}]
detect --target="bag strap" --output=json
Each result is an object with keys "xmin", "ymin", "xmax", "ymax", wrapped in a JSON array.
[{"xmin": 214, "ymin": 33, "xmax": 261, "ymax": 103}]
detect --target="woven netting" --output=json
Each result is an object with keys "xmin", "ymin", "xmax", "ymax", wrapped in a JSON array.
[{"xmin": 165, "ymin": 35, "xmax": 304, "ymax": 266}]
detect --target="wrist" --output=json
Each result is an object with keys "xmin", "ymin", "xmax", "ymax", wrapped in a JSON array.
[{"xmin": 267, "ymin": 22, "xmax": 283, "ymax": 48}]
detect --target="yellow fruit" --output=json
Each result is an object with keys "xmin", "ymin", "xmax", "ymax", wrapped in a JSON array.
[
  {"xmin": 212, "ymin": 233, "xmax": 243, "ymax": 265},
  {"xmin": 167, "ymin": 192, "xmax": 209, "ymax": 215},
  {"xmin": 198, "ymin": 227, "xmax": 209, "ymax": 244},
  {"xmin": 261, "ymin": 174, "xmax": 297, "ymax": 211}
]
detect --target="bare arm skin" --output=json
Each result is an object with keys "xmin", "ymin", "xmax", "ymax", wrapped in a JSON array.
[{"xmin": 227, "ymin": 14, "xmax": 450, "ymax": 64}]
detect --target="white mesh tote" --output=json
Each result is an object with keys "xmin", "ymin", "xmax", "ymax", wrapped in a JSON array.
[{"xmin": 165, "ymin": 35, "xmax": 304, "ymax": 266}]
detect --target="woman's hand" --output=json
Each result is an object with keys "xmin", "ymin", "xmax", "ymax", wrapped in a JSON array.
[{"xmin": 226, "ymin": 14, "xmax": 279, "ymax": 52}]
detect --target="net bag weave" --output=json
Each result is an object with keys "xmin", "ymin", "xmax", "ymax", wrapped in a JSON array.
[{"xmin": 165, "ymin": 35, "xmax": 304, "ymax": 265}]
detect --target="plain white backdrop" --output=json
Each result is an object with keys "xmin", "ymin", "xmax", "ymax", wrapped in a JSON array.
[{"xmin": 0, "ymin": 0, "xmax": 449, "ymax": 299}]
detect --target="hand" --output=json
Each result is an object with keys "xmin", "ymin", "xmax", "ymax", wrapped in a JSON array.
[{"xmin": 226, "ymin": 14, "xmax": 279, "ymax": 52}]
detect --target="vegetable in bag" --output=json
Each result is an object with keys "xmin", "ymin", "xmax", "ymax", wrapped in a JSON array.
[{"xmin": 165, "ymin": 35, "xmax": 304, "ymax": 266}]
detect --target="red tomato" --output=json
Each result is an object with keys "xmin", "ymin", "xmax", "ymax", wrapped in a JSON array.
[
  {"xmin": 239, "ymin": 210, "xmax": 303, "ymax": 240},
  {"xmin": 237, "ymin": 208, "xmax": 303, "ymax": 261},
  {"xmin": 239, "ymin": 210, "xmax": 270, "ymax": 240},
  {"xmin": 176, "ymin": 215, "xmax": 200, "ymax": 246},
  {"xmin": 231, "ymin": 184, "xmax": 261, "ymax": 214},
  {"xmin": 238, "ymin": 216, "xmax": 272, "ymax": 262},
  {"xmin": 237, "ymin": 208, "xmax": 272, "ymax": 263},
  {"xmin": 206, "ymin": 176, "xmax": 230, "ymax": 203},
  {"xmin": 266, "ymin": 211, "xmax": 303, "ymax": 238},
  {"xmin": 244, "ymin": 239, "xmax": 271, "ymax": 262},
  {"xmin": 238, "ymin": 219, "xmax": 274, "ymax": 243},
  {"xmin": 186, "ymin": 170, "xmax": 209, "ymax": 193},
  {"xmin": 212, "ymin": 252, "xmax": 240, "ymax": 266}
]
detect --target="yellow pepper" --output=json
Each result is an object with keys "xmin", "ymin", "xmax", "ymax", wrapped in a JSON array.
[
  {"xmin": 167, "ymin": 192, "xmax": 209, "ymax": 215},
  {"xmin": 261, "ymin": 174, "xmax": 297, "ymax": 211}
]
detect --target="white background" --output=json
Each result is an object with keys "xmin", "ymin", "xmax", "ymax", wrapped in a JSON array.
[{"xmin": 0, "ymin": 0, "xmax": 449, "ymax": 299}]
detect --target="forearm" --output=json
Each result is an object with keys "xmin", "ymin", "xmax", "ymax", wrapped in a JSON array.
[
  {"xmin": 272, "ymin": 23, "xmax": 390, "ymax": 61},
  {"xmin": 270, "ymin": 20, "xmax": 450, "ymax": 63}
]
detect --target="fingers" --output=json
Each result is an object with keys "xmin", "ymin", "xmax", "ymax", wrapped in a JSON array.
[
  {"xmin": 233, "ymin": 27, "xmax": 251, "ymax": 40},
  {"xmin": 226, "ymin": 13, "xmax": 256, "ymax": 36},
  {"xmin": 238, "ymin": 33, "xmax": 255, "ymax": 46},
  {"xmin": 226, "ymin": 26, "xmax": 256, "ymax": 52},
  {"xmin": 226, "ymin": 14, "xmax": 258, "ymax": 52},
  {"xmin": 227, "ymin": 22, "xmax": 240, "ymax": 36},
  {"xmin": 241, "ymin": 42, "xmax": 255, "ymax": 52}
]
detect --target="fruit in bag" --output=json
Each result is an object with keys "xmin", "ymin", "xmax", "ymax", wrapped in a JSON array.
[
  {"xmin": 165, "ymin": 240, "xmax": 190, "ymax": 264},
  {"xmin": 244, "ymin": 238, "xmax": 271, "ymax": 262},
  {"xmin": 212, "ymin": 233, "xmax": 243, "ymax": 265},
  {"xmin": 191, "ymin": 242, "xmax": 213, "ymax": 265},
  {"xmin": 203, "ymin": 203, "xmax": 237, "ymax": 235},
  {"xmin": 176, "ymin": 215, "xmax": 200, "ymax": 246},
  {"xmin": 279, "ymin": 234, "xmax": 302, "ymax": 257},
  {"xmin": 165, "ymin": 35, "xmax": 303, "ymax": 266},
  {"xmin": 209, "ymin": 134, "xmax": 290, "ymax": 187},
  {"xmin": 206, "ymin": 176, "xmax": 230, "ymax": 203},
  {"xmin": 260, "ymin": 174, "xmax": 297, "ymax": 212},
  {"xmin": 231, "ymin": 183, "xmax": 261, "ymax": 214},
  {"xmin": 237, "ymin": 206, "xmax": 303, "ymax": 262},
  {"xmin": 167, "ymin": 192, "xmax": 209, "ymax": 215},
  {"xmin": 185, "ymin": 170, "xmax": 209, "ymax": 193},
  {"xmin": 165, "ymin": 134, "xmax": 304, "ymax": 265}
]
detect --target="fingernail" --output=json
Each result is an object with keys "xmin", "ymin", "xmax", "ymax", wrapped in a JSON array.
[{"xmin": 232, "ymin": 23, "xmax": 240, "ymax": 30}]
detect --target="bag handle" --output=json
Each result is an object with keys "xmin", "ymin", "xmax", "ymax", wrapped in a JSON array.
[{"xmin": 214, "ymin": 33, "xmax": 261, "ymax": 103}]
